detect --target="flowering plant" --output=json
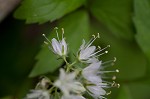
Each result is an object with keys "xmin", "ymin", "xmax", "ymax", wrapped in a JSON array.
[{"xmin": 25, "ymin": 28, "xmax": 119, "ymax": 99}]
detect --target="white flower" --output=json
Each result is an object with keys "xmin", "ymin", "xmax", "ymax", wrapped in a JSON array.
[
  {"xmin": 78, "ymin": 39, "xmax": 96, "ymax": 62},
  {"xmin": 86, "ymin": 85, "xmax": 106, "ymax": 99},
  {"xmin": 54, "ymin": 69, "xmax": 85, "ymax": 96},
  {"xmin": 42, "ymin": 28, "xmax": 68, "ymax": 57},
  {"xmin": 51, "ymin": 38, "xmax": 67, "ymax": 56},
  {"xmin": 82, "ymin": 62, "xmax": 108, "ymax": 99},
  {"xmin": 78, "ymin": 34, "xmax": 110, "ymax": 63},
  {"xmin": 61, "ymin": 94, "xmax": 86, "ymax": 99},
  {"xmin": 82, "ymin": 62, "xmax": 102, "ymax": 84},
  {"xmin": 25, "ymin": 90, "xmax": 50, "ymax": 99}
]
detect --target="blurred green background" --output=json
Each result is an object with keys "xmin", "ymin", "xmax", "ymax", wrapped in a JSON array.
[{"xmin": 0, "ymin": 0, "xmax": 150, "ymax": 99}]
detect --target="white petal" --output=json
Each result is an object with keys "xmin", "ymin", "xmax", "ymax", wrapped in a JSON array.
[
  {"xmin": 51, "ymin": 38, "xmax": 62, "ymax": 55},
  {"xmin": 87, "ymin": 85, "xmax": 106, "ymax": 97},
  {"xmin": 61, "ymin": 38, "xmax": 67, "ymax": 55},
  {"xmin": 86, "ymin": 57, "xmax": 99, "ymax": 63},
  {"xmin": 70, "ymin": 82, "xmax": 86, "ymax": 93},
  {"xmin": 80, "ymin": 46, "xmax": 96, "ymax": 60}
]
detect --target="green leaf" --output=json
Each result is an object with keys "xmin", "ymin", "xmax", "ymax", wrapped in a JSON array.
[
  {"xmin": 116, "ymin": 81, "xmax": 150, "ymax": 99},
  {"xmin": 90, "ymin": 0, "xmax": 134, "ymax": 40},
  {"xmin": 91, "ymin": 21, "xmax": 147, "ymax": 80},
  {"xmin": 117, "ymin": 85, "xmax": 132, "ymax": 99},
  {"xmin": 29, "ymin": 44, "xmax": 64, "ymax": 77},
  {"xmin": 133, "ymin": 0, "xmax": 150, "ymax": 62},
  {"xmin": 58, "ymin": 9, "xmax": 90, "ymax": 61},
  {"xmin": 14, "ymin": 0, "xmax": 85, "ymax": 24},
  {"xmin": 127, "ymin": 80, "xmax": 150, "ymax": 99}
]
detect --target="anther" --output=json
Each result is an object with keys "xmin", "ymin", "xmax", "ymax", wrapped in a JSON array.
[
  {"xmin": 62, "ymin": 28, "xmax": 64, "ymax": 34},
  {"xmin": 92, "ymin": 34, "xmax": 95, "ymax": 38},
  {"xmin": 117, "ymin": 84, "xmax": 120, "ymax": 88},
  {"xmin": 107, "ymin": 45, "xmax": 111, "ymax": 47},
  {"xmin": 105, "ymin": 51, "xmax": 108, "ymax": 53},
  {"xmin": 111, "ymin": 81, "xmax": 116, "ymax": 87},
  {"xmin": 116, "ymin": 69, "xmax": 119, "ymax": 73},
  {"xmin": 42, "ymin": 34, "xmax": 51, "ymax": 43},
  {"xmin": 112, "ymin": 76, "xmax": 116, "ymax": 80},
  {"xmin": 114, "ymin": 57, "xmax": 117, "ymax": 62},
  {"xmin": 98, "ymin": 46, "xmax": 101, "ymax": 49}
]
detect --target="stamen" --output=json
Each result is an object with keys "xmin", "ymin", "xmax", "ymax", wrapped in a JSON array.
[
  {"xmin": 44, "ymin": 41, "xmax": 49, "ymax": 45},
  {"xmin": 101, "ymin": 75, "xmax": 116, "ymax": 80},
  {"xmin": 54, "ymin": 27, "xmax": 60, "ymax": 41},
  {"xmin": 83, "ymin": 37, "xmax": 95, "ymax": 49},
  {"xmin": 97, "ymin": 33, "xmax": 100, "ymax": 38},
  {"xmin": 98, "ymin": 69, "xmax": 119, "ymax": 74},
  {"xmin": 106, "ymin": 91, "xmax": 111, "ymax": 95},
  {"xmin": 95, "ymin": 51, "xmax": 108, "ymax": 58},
  {"xmin": 98, "ymin": 46, "xmax": 101, "ymax": 49},
  {"xmin": 92, "ymin": 34, "xmax": 95, "ymax": 38},
  {"xmin": 61, "ymin": 28, "xmax": 64, "ymax": 39},
  {"xmin": 101, "ymin": 63, "xmax": 114, "ymax": 69},
  {"xmin": 42, "ymin": 34, "xmax": 51, "ymax": 43},
  {"xmin": 111, "ymin": 81, "xmax": 116, "ymax": 87},
  {"xmin": 102, "ymin": 58, "xmax": 116, "ymax": 65},
  {"xmin": 85, "ymin": 34, "xmax": 99, "ymax": 49},
  {"xmin": 111, "ymin": 81, "xmax": 120, "ymax": 88},
  {"xmin": 117, "ymin": 84, "xmax": 120, "ymax": 88}
]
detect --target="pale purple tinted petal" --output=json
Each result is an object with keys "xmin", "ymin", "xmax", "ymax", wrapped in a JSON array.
[
  {"xmin": 87, "ymin": 85, "xmax": 106, "ymax": 97},
  {"xmin": 80, "ymin": 46, "xmax": 96, "ymax": 59},
  {"xmin": 61, "ymin": 38, "xmax": 67, "ymax": 55},
  {"xmin": 51, "ymin": 38, "xmax": 62, "ymax": 55}
]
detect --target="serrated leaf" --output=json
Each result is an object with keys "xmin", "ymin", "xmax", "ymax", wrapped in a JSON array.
[
  {"xmin": 91, "ymin": 21, "xmax": 147, "ymax": 80},
  {"xmin": 133, "ymin": 0, "xmax": 150, "ymax": 62},
  {"xmin": 58, "ymin": 9, "xmax": 90, "ymax": 61},
  {"xmin": 14, "ymin": 0, "xmax": 85, "ymax": 24},
  {"xmin": 90, "ymin": 0, "xmax": 134, "ymax": 40}
]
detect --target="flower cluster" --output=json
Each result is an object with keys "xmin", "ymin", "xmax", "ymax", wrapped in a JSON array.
[{"xmin": 25, "ymin": 27, "xmax": 119, "ymax": 99}]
